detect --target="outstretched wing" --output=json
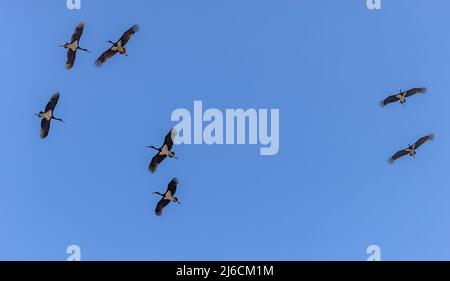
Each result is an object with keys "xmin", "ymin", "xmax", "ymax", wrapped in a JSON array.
[
  {"xmin": 414, "ymin": 134, "xmax": 434, "ymax": 149},
  {"xmin": 70, "ymin": 22, "xmax": 84, "ymax": 43},
  {"xmin": 45, "ymin": 93, "xmax": 60, "ymax": 112},
  {"xmin": 389, "ymin": 149, "xmax": 410, "ymax": 163},
  {"xmin": 380, "ymin": 95, "xmax": 400, "ymax": 107},
  {"xmin": 119, "ymin": 24, "xmax": 139, "ymax": 46},
  {"xmin": 71, "ymin": 22, "xmax": 84, "ymax": 43},
  {"xmin": 166, "ymin": 178, "xmax": 179, "ymax": 195},
  {"xmin": 95, "ymin": 48, "xmax": 118, "ymax": 67},
  {"xmin": 405, "ymin": 87, "xmax": 427, "ymax": 98},
  {"xmin": 149, "ymin": 153, "xmax": 167, "ymax": 173},
  {"xmin": 40, "ymin": 119, "xmax": 51, "ymax": 139},
  {"xmin": 163, "ymin": 128, "xmax": 176, "ymax": 151},
  {"xmin": 65, "ymin": 48, "xmax": 77, "ymax": 69},
  {"xmin": 155, "ymin": 198, "xmax": 171, "ymax": 216}
]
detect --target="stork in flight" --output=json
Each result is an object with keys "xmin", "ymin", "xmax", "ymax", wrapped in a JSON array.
[
  {"xmin": 380, "ymin": 87, "xmax": 427, "ymax": 107},
  {"xmin": 35, "ymin": 93, "xmax": 64, "ymax": 139},
  {"xmin": 389, "ymin": 134, "xmax": 434, "ymax": 163},
  {"xmin": 147, "ymin": 128, "xmax": 178, "ymax": 173},
  {"xmin": 60, "ymin": 22, "xmax": 90, "ymax": 70},
  {"xmin": 154, "ymin": 178, "xmax": 181, "ymax": 216},
  {"xmin": 95, "ymin": 24, "xmax": 139, "ymax": 67}
]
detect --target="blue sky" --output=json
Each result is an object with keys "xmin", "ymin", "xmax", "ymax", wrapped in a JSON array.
[{"xmin": 0, "ymin": 0, "xmax": 449, "ymax": 261}]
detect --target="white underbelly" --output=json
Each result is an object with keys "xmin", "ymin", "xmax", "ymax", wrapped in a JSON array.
[
  {"xmin": 69, "ymin": 41, "xmax": 78, "ymax": 52},
  {"xmin": 164, "ymin": 191, "xmax": 176, "ymax": 202},
  {"xmin": 160, "ymin": 145, "xmax": 170, "ymax": 156},
  {"xmin": 43, "ymin": 110, "xmax": 53, "ymax": 121},
  {"xmin": 166, "ymin": 194, "xmax": 176, "ymax": 202}
]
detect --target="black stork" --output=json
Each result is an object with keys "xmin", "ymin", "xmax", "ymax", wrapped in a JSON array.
[
  {"xmin": 154, "ymin": 178, "xmax": 181, "ymax": 216},
  {"xmin": 380, "ymin": 87, "xmax": 427, "ymax": 107},
  {"xmin": 95, "ymin": 24, "xmax": 139, "ymax": 67},
  {"xmin": 389, "ymin": 134, "xmax": 434, "ymax": 163},
  {"xmin": 60, "ymin": 22, "xmax": 90, "ymax": 70},
  {"xmin": 147, "ymin": 128, "xmax": 178, "ymax": 173},
  {"xmin": 35, "ymin": 93, "xmax": 64, "ymax": 139}
]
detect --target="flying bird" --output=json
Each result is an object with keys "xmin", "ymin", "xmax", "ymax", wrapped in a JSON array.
[
  {"xmin": 153, "ymin": 178, "xmax": 181, "ymax": 216},
  {"xmin": 60, "ymin": 22, "xmax": 90, "ymax": 69},
  {"xmin": 147, "ymin": 129, "xmax": 178, "ymax": 173},
  {"xmin": 389, "ymin": 134, "xmax": 434, "ymax": 163},
  {"xmin": 380, "ymin": 87, "xmax": 427, "ymax": 107},
  {"xmin": 95, "ymin": 24, "xmax": 139, "ymax": 67},
  {"xmin": 35, "ymin": 93, "xmax": 64, "ymax": 139}
]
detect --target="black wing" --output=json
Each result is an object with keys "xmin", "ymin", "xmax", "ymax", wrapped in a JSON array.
[
  {"xmin": 380, "ymin": 95, "xmax": 400, "ymax": 107},
  {"xmin": 155, "ymin": 198, "xmax": 171, "ymax": 216},
  {"xmin": 405, "ymin": 87, "xmax": 427, "ymax": 98},
  {"xmin": 149, "ymin": 153, "xmax": 167, "ymax": 173},
  {"xmin": 119, "ymin": 24, "xmax": 139, "ymax": 46},
  {"xmin": 414, "ymin": 134, "xmax": 434, "ymax": 149},
  {"xmin": 40, "ymin": 118, "xmax": 51, "ymax": 139},
  {"xmin": 166, "ymin": 178, "xmax": 179, "ymax": 195},
  {"xmin": 45, "ymin": 93, "xmax": 60, "ymax": 112},
  {"xmin": 70, "ymin": 22, "xmax": 84, "ymax": 43},
  {"xmin": 95, "ymin": 48, "xmax": 118, "ymax": 67},
  {"xmin": 389, "ymin": 149, "xmax": 410, "ymax": 163},
  {"xmin": 65, "ymin": 48, "xmax": 76, "ymax": 70},
  {"xmin": 163, "ymin": 128, "xmax": 176, "ymax": 151}
]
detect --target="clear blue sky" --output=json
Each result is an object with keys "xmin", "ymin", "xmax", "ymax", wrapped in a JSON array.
[{"xmin": 0, "ymin": 0, "xmax": 449, "ymax": 261}]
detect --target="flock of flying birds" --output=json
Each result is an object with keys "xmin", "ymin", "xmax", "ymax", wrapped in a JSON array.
[
  {"xmin": 34, "ymin": 22, "xmax": 435, "ymax": 215},
  {"xmin": 35, "ymin": 22, "xmax": 180, "ymax": 216},
  {"xmin": 380, "ymin": 87, "xmax": 434, "ymax": 163}
]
